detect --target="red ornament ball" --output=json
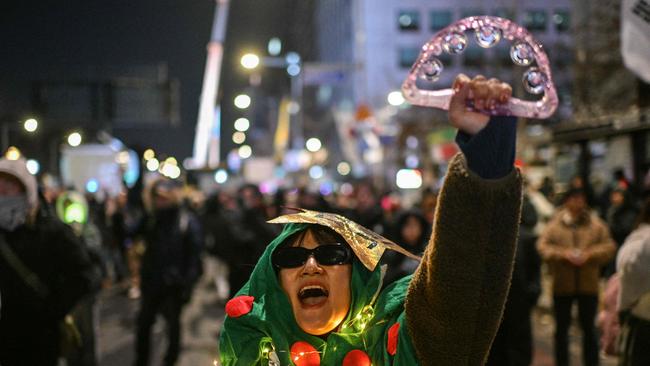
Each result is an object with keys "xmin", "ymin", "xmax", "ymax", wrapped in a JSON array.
[
  {"xmin": 387, "ymin": 322, "xmax": 400, "ymax": 356},
  {"xmin": 342, "ymin": 349, "xmax": 371, "ymax": 366},
  {"xmin": 224, "ymin": 295, "xmax": 255, "ymax": 318},
  {"xmin": 290, "ymin": 341, "xmax": 320, "ymax": 366}
]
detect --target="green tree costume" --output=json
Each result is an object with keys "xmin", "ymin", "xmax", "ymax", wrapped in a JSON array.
[{"xmin": 219, "ymin": 153, "xmax": 523, "ymax": 365}]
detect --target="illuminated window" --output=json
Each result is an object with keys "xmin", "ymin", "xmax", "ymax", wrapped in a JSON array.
[
  {"xmin": 553, "ymin": 10, "xmax": 570, "ymax": 32},
  {"xmin": 430, "ymin": 10, "xmax": 452, "ymax": 31},
  {"xmin": 523, "ymin": 10, "xmax": 547, "ymax": 32},
  {"xmin": 399, "ymin": 47, "xmax": 420, "ymax": 68},
  {"xmin": 398, "ymin": 10, "xmax": 420, "ymax": 31},
  {"xmin": 492, "ymin": 8, "xmax": 515, "ymax": 21},
  {"xmin": 460, "ymin": 8, "xmax": 484, "ymax": 19}
]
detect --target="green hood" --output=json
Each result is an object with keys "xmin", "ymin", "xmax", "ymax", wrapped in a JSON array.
[{"xmin": 219, "ymin": 223, "xmax": 419, "ymax": 365}]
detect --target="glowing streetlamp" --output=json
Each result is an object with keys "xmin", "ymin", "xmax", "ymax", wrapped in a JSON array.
[
  {"xmin": 238, "ymin": 145, "xmax": 252, "ymax": 159},
  {"xmin": 67, "ymin": 132, "xmax": 82, "ymax": 147},
  {"xmin": 305, "ymin": 137, "xmax": 322, "ymax": 152},
  {"xmin": 234, "ymin": 118, "xmax": 250, "ymax": 132},
  {"xmin": 143, "ymin": 149, "xmax": 155, "ymax": 161},
  {"xmin": 268, "ymin": 38, "xmax": 282, "ymax": 56},
  {"xmin": 24, "ymin": 118, "xmax": 38, "ymax": 132},
  {"xmin": 241, "ymin": 53, "xmax": 260, "ymax": 70},
  {"xmin": 337, "ymin": 161, "xmax": 351, "ymax": 176},
  {"xmin": 146, "ymin": 158, "xmax": 160, "ymax": 172},
  {"xmin": 232, "ymin": 132, "xmax": 246, "ymax": 144},
  {"xmin": 234, "ymin": 94, "xmax": 251, "ymax": 109}
]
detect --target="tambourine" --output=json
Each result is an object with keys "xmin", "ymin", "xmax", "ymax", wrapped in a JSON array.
[{"xmin": 401, "ymin": 16, "xmax": 558, "ymax": 119}]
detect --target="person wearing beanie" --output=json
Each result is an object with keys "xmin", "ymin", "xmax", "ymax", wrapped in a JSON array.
[{"xmin": 0, "ymin": 158, "xmax": 97, "ymax": 366}]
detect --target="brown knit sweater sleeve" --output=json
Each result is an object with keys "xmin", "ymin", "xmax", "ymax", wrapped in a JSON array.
[{"xmin": 404, "ymin": 153, "xmax": 522, "ymax": 365}]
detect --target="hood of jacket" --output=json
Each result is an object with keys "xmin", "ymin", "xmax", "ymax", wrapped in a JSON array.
[{"xmin": 219, "ymin": 222, "xmax": 417, "ymax": 365}]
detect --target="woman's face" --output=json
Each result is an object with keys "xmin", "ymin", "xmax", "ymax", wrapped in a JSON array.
[
  {"xmin": 401, "ymin": 216, "xmax": 423, "ymax": 246},
  {"xmin": 279, "ymin": 229, "xmax": 352, "ymax": 335}
]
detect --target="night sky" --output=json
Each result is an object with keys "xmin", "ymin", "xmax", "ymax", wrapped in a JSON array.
[
  {"xmin": 0, "ymin": 0, "xmax": 316, "ymax": 171},
  {"xmin": 0, "ymin": 0, "xmax": 214, "ymax": 161}
]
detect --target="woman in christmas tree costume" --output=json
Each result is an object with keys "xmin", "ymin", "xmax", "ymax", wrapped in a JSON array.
[{"xmin": 219, "ymin": 74, "xmax": 523, "ymax": 365}]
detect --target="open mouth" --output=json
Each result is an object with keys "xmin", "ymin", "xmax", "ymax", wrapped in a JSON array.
[{"xmin": 298, "ymin": 285, "xmax": 329, "ymax": 307}]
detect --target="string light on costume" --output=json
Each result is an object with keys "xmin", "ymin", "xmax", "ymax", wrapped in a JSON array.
[
  {"xmin": 258, "ymin": 338, "xmax": 280, "ymax": 366},
  {"xmin": 341, "ymin": 305, "xmax": 375, "ymax": 333}
]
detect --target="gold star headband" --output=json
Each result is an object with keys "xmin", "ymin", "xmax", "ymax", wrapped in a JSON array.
[{"xmin": 268, "ymin": 208, "xmax": 422, "ymax": 271}]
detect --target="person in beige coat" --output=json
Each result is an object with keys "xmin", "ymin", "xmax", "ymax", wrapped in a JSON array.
[{"xmin": 537, "ymin": 188, "xmax": 616, "ymax": 366}]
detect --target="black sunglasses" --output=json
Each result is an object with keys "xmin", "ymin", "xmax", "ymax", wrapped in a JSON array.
[{"xmin": 272, "ymin": 244, "xmax": 353, "ymax": 269}]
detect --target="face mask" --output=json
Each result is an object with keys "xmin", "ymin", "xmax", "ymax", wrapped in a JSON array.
[{"xmin": 0, "ymin": 195, "xmax": 29, "ymax": 232}]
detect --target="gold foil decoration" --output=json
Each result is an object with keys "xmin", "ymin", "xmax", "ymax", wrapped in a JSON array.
[{"xmin": 268, "ymin": 208, "xmax": 421, "ymax": 271}]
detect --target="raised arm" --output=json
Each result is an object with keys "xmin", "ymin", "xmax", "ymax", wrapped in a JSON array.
[{"xmin": 404, "ymin": 75, "xmax": 523, "ymax": 365}]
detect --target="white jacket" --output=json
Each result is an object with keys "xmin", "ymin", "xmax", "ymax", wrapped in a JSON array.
[{"xmin": 617, "ymin": 223, "xmax": 650, "ymax": 320}]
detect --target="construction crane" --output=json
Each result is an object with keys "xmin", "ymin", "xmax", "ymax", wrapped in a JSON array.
[{"xmin": 191, "ymin": 0, "xmax": 230, "ymax": 169}]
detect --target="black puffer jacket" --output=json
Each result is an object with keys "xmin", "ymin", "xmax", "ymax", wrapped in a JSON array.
[
  {"xmin": 0, "ymin": 208, "xmax": 97, "ymax": 362},
  {"xmin": 140, "ymin": 207, "xmax": 204, "ymax": 293}
]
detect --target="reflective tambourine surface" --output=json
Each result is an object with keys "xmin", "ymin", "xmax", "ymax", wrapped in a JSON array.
[{"xmin": 402, "ymin": 16, "xmax": 558, "ymax": 119}]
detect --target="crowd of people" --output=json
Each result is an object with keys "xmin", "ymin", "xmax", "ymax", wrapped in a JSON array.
[{"xmin": 1, "ymin": 146, "xmax": 649, "ymax": 365}]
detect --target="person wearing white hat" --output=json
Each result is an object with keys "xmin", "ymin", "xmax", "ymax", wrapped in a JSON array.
[
  {"xmin": 0, "ymin": 158, "xmax": 97, "ymax": 366},
  {"xmin": 0, "ymin": 158, "xmax": 38, "ymax": 231}
]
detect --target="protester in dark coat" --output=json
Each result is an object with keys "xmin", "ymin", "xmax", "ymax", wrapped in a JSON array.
[
  {"xmin": 0, "ymin": 158, "xmax": 96, "ymax": 366},
  {"xmin": 134, "ymin": 178, "xmax": 203, "ymax": 366},
  {"xmin": 202, "ymin": 191, "xmax": 250, "ymax": 298},
  {"xmin": 604, "ymin": 188, "xmax": 639, "ymax": 277},
  {"xmin": 231, "ymin": 184, "xmax": 278, "ymax": 295},
  {"xmin": 487, "ymin": 194, "xmax": 541, "ymax": 366}
]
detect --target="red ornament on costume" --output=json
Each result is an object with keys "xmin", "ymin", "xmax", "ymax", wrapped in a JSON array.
[
  {"xmin": 290, "ymin": 341, "xmax": 320, "ymax": 366},
  {"xmin": 387, "ymin": 322, "xmax": 400, "ymax": 356},
  {"xmin": 225, "ymin": 295, "xmax": 255, "ymax": 318},
  {"xmin": 342, "ymin": 349, "xmax": 371, "ymax": 366}
]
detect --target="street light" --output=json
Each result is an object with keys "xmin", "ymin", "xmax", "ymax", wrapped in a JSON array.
[
  {"xmin": 143, "ymin": 149, "xmax": 155, "ymax": 161},
  {"xmin": 234, "ymin": 94, "xmax": 251, "ymax": 109},
  {"xmin": 237, "ymin": 49, "xmax": 304, "ymax": 149},
  {"xmin": 268, "ymin": 38, "xmax": 282, "ymax": 56},
  {"xmin": 23, "ymin": 118, "xmax": 38, "ymax": 133},
  {"xmin": 234, "ymin": 118, "xmax": 250, "ymax": 132},
  {"xmin": 238, "ymin": 145, "xmax": 252, "ymax": 159},
  {"xmin": 305, "ymin": 137, "xmax": 322, "ymax": 152},
  {"xmin": 241, "ymin": 53, "xmax": 260, "ymax": 70},
  {"xmin": 146, "ymin": 158, "xmax": 160, "ymax": 172},
  {"xmin": 337, "ymin": 161, "xmax": 351, "ymax": 176},
  {"xmin": 2, "ymin": 118, "xmax": 39, "ymax": 152},
  {"xmin": 67, "ymin": 132, "xmax": 82, "ymax": 147},
  {"xmin": 232, "ymin": 132, "xmax": 246, "ymax": 144}
]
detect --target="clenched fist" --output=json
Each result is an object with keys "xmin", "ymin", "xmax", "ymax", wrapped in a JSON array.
[{"xmin": 448, "ymin": 74, "xmax": 512, "ymax": 135}]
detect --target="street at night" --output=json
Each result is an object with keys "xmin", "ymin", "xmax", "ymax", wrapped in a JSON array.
[{"xmin": 1, "ymin": 0, "xmax": 649, "ymax": 365}]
